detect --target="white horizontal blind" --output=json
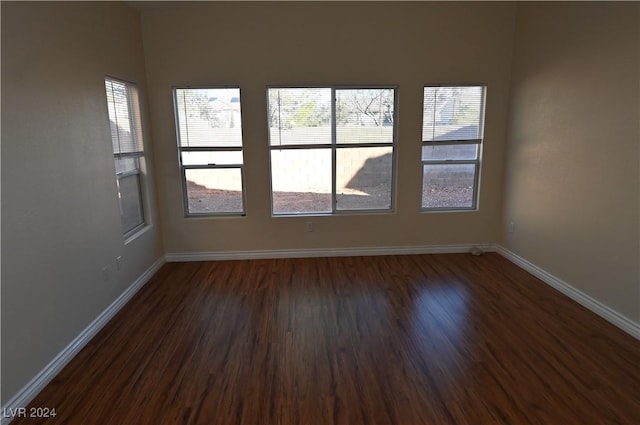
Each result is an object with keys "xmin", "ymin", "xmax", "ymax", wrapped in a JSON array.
[
  {"xmin": 174, "ymin": 88, "xmax": 242, "ymax": 148},
  {"xmin": 336, "ymin": 89, "xmax": 395, "ymax": 144},
  {"xmin": 268, "ymin": 88, "xmax": 332, "ymax": 146},
  {"xmin": 422, "ymin": 86, "xmax": 485, "ymax": 142},
  {"xmin": 105, "ymin": 79, "xmax": 143, "ymax": 157}
]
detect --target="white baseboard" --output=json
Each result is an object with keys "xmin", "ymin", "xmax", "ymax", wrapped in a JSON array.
[
  {"xmin": 1, "ymin": 256, "xmax": 166, "ymax": 425},
  {"xmin": 493, "ymin": 244, "xmax": 640, "ymax": 341},
  {"xmin": 164, "ymin": 243, "xmax": 490, "ymax": 262}
]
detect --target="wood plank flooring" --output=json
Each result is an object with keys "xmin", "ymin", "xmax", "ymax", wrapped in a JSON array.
[{"xmin": 12, "ymin": 253, "xmax": 640, "ymax": 424}]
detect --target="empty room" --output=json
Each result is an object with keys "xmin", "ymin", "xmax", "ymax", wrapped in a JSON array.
[{"xmin": 2, "ymin": 1, "xmax": 639, "ymax": 424}]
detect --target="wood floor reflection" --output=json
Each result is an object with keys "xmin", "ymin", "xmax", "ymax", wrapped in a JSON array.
[{"xmin": 14, "ymin": 253, "xmax": 640, "ymax": 424}]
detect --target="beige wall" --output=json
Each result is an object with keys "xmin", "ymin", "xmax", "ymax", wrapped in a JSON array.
[
  {"xmin": 503, "ymin": 3, "xmax": 640, "ymax": 322},
  {"xmin": 140, "ymin": 1, "xmax": 516, "ymax": 253},
  {"xmin": 1, "ymin": 2, "xmax": 164, "ymax": 401},
  {"xmin": 4, "ymin": 0, "xmax": 637, "ymax": 410}
]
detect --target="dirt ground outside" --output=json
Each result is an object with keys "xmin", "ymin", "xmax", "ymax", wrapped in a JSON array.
[
  {"xmin": 184, "ymin": 142, "xmax": 475, "ymax": 214},
  {"xmin": 186, "ymin": 181, "xmax": 473, "ymax": 214}
]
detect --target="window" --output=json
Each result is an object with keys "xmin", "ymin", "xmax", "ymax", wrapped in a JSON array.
[
  {"xmin": 173, "ymin": 87, "xmax": 245, "ymax": 216},
  {"xmin": 421, "ymin": 85, "xmax": 485, "ymax": 210},
  {"xmin": 267, "ymin": 87, "xmax": 397, "ymax": 215},
  {"xmin": 105, "ymin": 77, "xmax": 146, "ymax": 236}
]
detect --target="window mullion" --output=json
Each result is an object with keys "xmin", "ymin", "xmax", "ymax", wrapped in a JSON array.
[
  {"xmin": 268, "ymin": 144, "xmax": 331, "ymax": 150},
  {"xmin": 420, "ymin": 139, "xmax": 482, "ymax": 146},
  {"xmin": 114, "ymin": 152, "xmax": 144, "ymax": 160},
  {"xmin": 183, "ymin": 163, "xmax": 243, "ymax": 170},
  {"xmin": 116, "ymin": 169, "xmax": 141, "ymax": 179},
  {"xmin": 423, "ymin": 159, "xmax": 478, "ymax": 166},
  {"xmin": 331, "ymin": 87, "xmax": 337, "ymax": 213},
  {"xmin": 181, "ymin": 146, "xmax": 243, "ymax": 152}
]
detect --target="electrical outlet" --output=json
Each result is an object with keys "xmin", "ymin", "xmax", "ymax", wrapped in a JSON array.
[
  {"xmin": 306, "ymin": 222, "xmax": 314, "ymax": 232},
  {"xmin": 508, "ymin": 220, "xmax": 515, "ymax": 234}
]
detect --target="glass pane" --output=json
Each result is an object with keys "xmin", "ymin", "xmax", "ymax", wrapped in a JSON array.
[
  {"xmin": 181, "ymin": 151, "xmax": 243, "ymax": 166},
  {"xmin": 174, "ymin": 88, "xmax": 242, "ymax": 148},
  {"xmin": 185, "ymin": 168, "xmax": 244, "ymax": 214},
  {"xmin": 271, "ymin": 148, "xmax": 331, "ymax": 214},
  {"xmin": 336, "ymin": 89, "xmax": 395, "ymax": 144},
  {"xmin": 423, "ymin": 86, "xmax": 484, "ymax": 142},
  {"xmin": 118, "ymin": 173, "xmax": 144, "ymax": 233},
  {"xmin": 422, "ymin": 144, "xmax": 478, "ymax": 161},
  {"xmin": 336, "ymin": 147, "xmax": 392, "ymax": 210},
  {"xmin": 115, "ymin": 157, "xmax": 139, "ymax": 175},
  {"xmin": 422, "ymin": 164, "xmax": 476, "ymax": 209},
  {"xmin": 268, "ymin": 88, "xmax": 332, "ymax": 146}
]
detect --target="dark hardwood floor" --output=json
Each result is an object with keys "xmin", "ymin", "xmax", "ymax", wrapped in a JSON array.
[{"xmin": 13, "ymin": 253, "xmax": 640, "ymax": 424}]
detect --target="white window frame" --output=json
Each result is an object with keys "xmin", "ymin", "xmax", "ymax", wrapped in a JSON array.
[
  {"xmin": 267, "ymin": 85, "xmax": 398, "ymax": 216},
  {"xmin": 421, "ymin": 84, "xmax": 486, "ymax": 212},
  {"xmin": 173, "ymin": 86, "xmax": 246, "ymax": 217},
  {"xmin": 105, "ymin": 76, "xmax": 147, "ymax": 237}
]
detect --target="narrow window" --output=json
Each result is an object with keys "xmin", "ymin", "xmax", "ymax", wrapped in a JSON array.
[
  {"xmin": 267, "ymin": 87, "xmax": 397, "ymax": 215},
  {"xmin": 105, "ymin": 78, "xmax": 146, "ymax": 236},
  {"xmin": 421, "ymin": 85, "xmax": 485, "ymax": 211},
  {"xmin": 173, "ymin": 87, "xmax": 245, "ymax": 216}
]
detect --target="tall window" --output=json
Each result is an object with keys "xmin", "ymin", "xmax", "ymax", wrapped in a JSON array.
[
  {"xmin": 421, "ymin": 85, "xmax": 485, "ymax": 210},
  {"xmin": 267, "ymin": 87, "xmax": 397, "ymax": 215},
  {"xmin": 173, "ymin": 87, "xmax": 245, "ymax": 216},
  {"xmin": 105, "ymin": 78, "xmax": 146, "ymax": 235}
]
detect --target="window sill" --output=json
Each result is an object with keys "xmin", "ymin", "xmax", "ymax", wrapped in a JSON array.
[
  {"xmin": 272, "ymin": 209, "xmax": 395, "ymax": 218},
  {"xmin": 124, "ymin": 223, "xmax": 152, "ymax": 245},
  {"xmin": 420, "ymin": 208, "xmax": 478, "ymax": 214},
  {"xmin": 184, "ymin": 213, "xmax": 247, "ymax": 220}
]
